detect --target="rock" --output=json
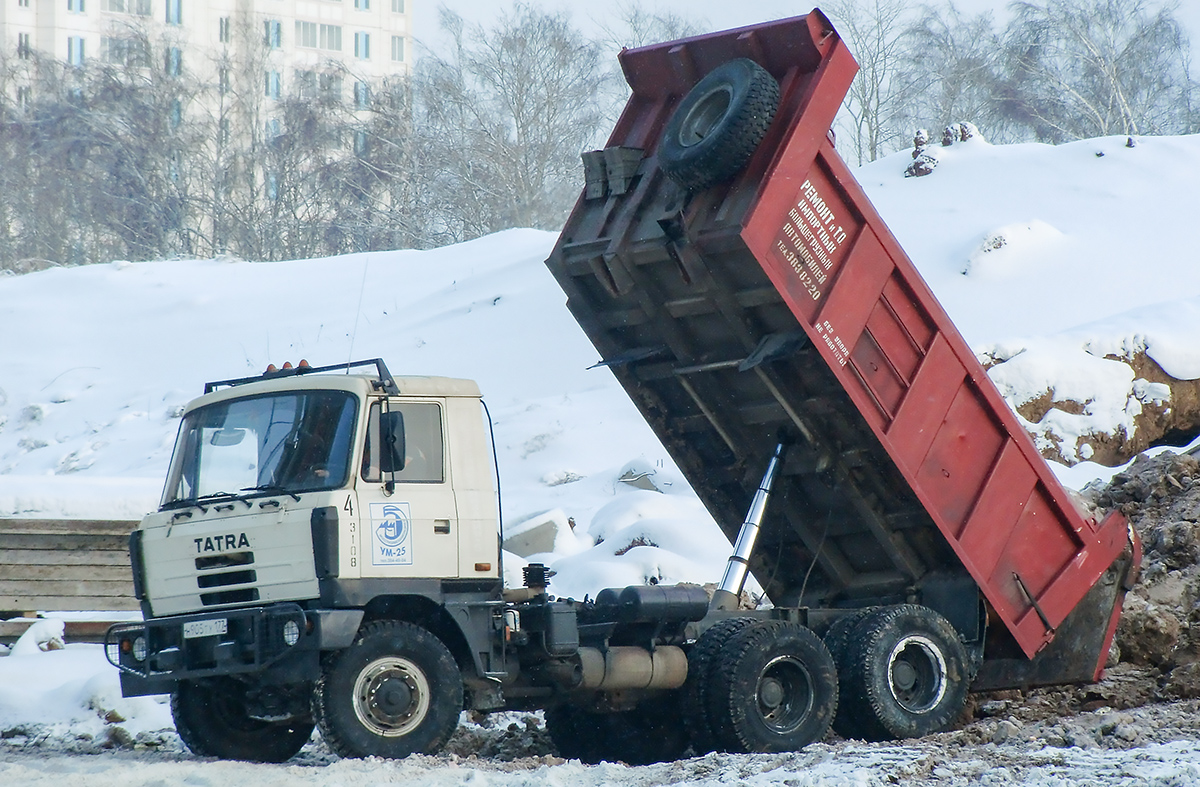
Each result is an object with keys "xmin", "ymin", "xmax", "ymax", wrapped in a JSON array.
[
  {"xmin": 1162, "ymin": 661, "xmax": 1200, "ymax": 699},
  {"xmin": 992, "ymin": 720, "xmax": 1020, "ymax": 744},
  {"xmin": 1117, "ymin": 594, "xmax": 1180, "ymax": 667}
]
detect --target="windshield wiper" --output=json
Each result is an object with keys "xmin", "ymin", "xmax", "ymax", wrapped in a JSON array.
[
  {"xmin": 242, "ymin": 485, "xmax": 302, "ymax": 502},
  {"xmin": 194, "ymin": 491, "xmax": 255, "ymax": 509}
]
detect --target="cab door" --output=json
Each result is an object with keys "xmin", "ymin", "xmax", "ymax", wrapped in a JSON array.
[{"xmin": 356, "ymin": 398, "xmax": 459, "ymax": 579}]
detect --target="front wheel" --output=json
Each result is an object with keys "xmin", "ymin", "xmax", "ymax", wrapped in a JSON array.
[
  {"xmin": 171, "ymin": 677, "xmax": 314, "ymax": 762},
  {"xmin": 312, "ymin": 620, "xmax": 463, "ymax": 759}
]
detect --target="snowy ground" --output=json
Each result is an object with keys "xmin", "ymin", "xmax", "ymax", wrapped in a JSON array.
[{"xmin": 4, "ymin": 128, "xmax": 1200, "ymax": 782}]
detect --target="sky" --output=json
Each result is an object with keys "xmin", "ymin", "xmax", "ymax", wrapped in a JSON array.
[{"xmin": 410, "ymin": 0, "xmax": 1200, "ymax": 61}]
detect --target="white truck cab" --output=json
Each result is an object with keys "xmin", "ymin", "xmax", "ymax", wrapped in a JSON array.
[{"xmin": 138, "ymin": 362, "xmax": 499, "ymax": 619}]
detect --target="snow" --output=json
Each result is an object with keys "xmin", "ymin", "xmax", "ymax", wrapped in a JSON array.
[{"xmin": 5, "ymin": 130, "xmax": 1200, "ymax": 780}]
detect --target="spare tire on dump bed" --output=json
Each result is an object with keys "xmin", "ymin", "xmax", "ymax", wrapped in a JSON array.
[{"xmin": 659, "ymin": 58, "xmax": 781, "ymax": 192}]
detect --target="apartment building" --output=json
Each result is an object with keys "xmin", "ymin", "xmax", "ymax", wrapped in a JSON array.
[{"xmin": 0, "ymin": 0, "xmax": 413, "ymax": 102}]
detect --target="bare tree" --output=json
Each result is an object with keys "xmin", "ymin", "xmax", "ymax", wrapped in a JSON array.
[
  {"xmin": 998, "ymin": 0, "xmax": 1198, "ymax": 141},
  {"xmin": 417, "ymin": 4, "xmax": 613, "ymax": 238},
  {"xmin": 901, "ymin": 5, "xmax": 1012, "ymax": 141},
  {"xmin": 828, "ymin": 0, "xmax": 917, "ymax": 163}
]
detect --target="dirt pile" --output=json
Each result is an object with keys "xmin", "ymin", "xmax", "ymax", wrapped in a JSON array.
[{"xmin": 1087, "ymin": 450, "xmax": 1200, "ymax": 689}]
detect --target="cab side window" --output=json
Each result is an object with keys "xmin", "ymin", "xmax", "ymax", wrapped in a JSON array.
[{"xmin": 361, "ymin": 401, "xmax": 444, "ymax": 483}]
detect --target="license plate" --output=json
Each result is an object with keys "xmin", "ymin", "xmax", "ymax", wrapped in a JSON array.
[{"xmin": 183, "ymin": 618, "xmax": 228, "ymax": 639}]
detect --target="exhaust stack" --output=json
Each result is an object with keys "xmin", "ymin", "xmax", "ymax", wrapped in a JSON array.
[{"xmin": 710, "ymin": 439, "xmax": 789, "ymax": 611}]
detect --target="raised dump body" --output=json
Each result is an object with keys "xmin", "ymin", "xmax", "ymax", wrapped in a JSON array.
[{"xmin": 545, "ymin": 9, "xmax": 1137, "ymax": 688}]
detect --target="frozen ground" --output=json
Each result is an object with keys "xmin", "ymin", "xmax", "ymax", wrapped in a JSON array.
[{"xmin": 4, "ymin": 125, "xmax": 1200, "ymax": 782}]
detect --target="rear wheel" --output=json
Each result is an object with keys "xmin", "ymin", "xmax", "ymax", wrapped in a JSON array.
[
  {"xmin": 313, "ymin": 620, "xmax": 462, "ymax": 759},
  {"xmin": 834, "ymin": 604, "xmax": 969, "ymax": 741},
  {"xmin": 171, "ymin": 677, "xmax": 313, "ymax": 762},
  {"xmin": 705, "ymin": 620, "xmax": 837, "ymax": 753},
  {"xmin": 681, "ymin": 616, "xmax": 758, "ymax": 754},
  {"xmin": 546, "ymin": 696, "xmax": 689, "ymax": 765},
  {"xmin": 822, "ymin": 608, "xmax": 875, "ymax": 739}
]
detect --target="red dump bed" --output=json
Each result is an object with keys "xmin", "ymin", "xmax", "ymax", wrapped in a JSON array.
[{"xmin": 546, "ymin": 10, "xmax": 1136, "ymax": 684}]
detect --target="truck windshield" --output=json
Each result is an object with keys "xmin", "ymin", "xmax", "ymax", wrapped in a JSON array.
[{"xmin": 161, "ymin": 390, "xmax": 358, "ymax": 508}]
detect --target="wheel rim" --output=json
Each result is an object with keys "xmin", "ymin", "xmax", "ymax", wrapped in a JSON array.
[
  {"xmin": 676, "ymin": 85, "xmax": 733, "ymax": 147},
  {"xmin": 755, "ymin": 655, "xmax": 815, "ymax": 734},
  {"xmin": 352, "ymin": 656, "xmax": 431, "ymax": 737},
  {"xmin": 886, "ymin": 635, "xmax": 948, "ymax": 714}
]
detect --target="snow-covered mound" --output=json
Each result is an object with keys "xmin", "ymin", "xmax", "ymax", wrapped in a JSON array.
[{"xmin": 858, "ymin": 132, "xmax": 1200, "ymax": 468}]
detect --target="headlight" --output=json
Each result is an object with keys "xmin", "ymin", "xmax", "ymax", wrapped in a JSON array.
[
  {"xmin": 132, "ymin": 636, "xmax": 148, "ymax": 662},
  {"xmin": 282, "ymin": 619, "xmax": 300, "ymax": 647}
]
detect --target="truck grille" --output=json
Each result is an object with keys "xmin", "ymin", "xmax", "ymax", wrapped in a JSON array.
[
  {"xmin": 196, "ymin": 551, "xmax": 259, "ymax": 606},
  {"xmin": 200, "ymin": 588, "xmax": 260, "ymax": 606}
]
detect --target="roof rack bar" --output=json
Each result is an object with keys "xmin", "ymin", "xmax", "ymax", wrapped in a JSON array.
[{"xmin": 204, "ymin": 358, "xmax": 400, "ymax": 395}]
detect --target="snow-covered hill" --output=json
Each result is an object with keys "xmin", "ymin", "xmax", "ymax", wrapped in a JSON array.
[{"xmin": 4, "ymin": 131, "xmax": 1200, "ymax": 782}]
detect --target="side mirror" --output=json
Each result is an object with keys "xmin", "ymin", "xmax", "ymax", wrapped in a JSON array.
[{"xmin": 380, "ymin": 411, "xmax": 406, "ymax": 474}]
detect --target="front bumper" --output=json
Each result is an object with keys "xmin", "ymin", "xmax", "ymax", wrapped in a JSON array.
[{"xmin": 106, "ymin": 603, "xmax": 320, "ymax": 696}]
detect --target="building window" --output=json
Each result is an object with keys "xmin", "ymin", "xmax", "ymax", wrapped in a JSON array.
[
  {"xmin": 353, "ymin": 80, "xmax": 369, "ymax": 109},
  {"xmin": 319, "ymin": 24, "xmax": 341, "ymax": 51},
  {"xmin": 390, "ymin": 35, "xmax": 403, "ymax": 62},
  {"xmin": 67, "ymin": 0, "xmax": 85, "ymax": 13},
  {"xmin": 296, "ymin": 70, "xmax": 316, "ymax": 99},
  {"xmin": 354, "ymin": 0, "xmax": 368, "ymax": 9},
  {"xmin": 19, "ymin": 0, "xmax": 30, "ymax": 7},
  {"xmin": 219, "ymin": 117, "xmax": 231, "ymax": 145},
  {"xmin": 17, "ymin": 85, "xmax": 32, "ymax": 107},
  {"xmin": 354, "ymin": 32, "xmax": 369, "ymax": 59},
  {"xmin": 67, "ymin": 36, "xmax": 85, "ymax": 66},
  {"xmin": 296, "ymin": 21, "xmax": 317, "ymax": 48},
  {"xmin": 264, "ymin": 20, "xmax": 281, "ymax": 49},
  {"xmin": 265, "ymin": 70, "xmax": 281, "ymax": 99},
  {"xmin": 101, "ymin": 36, "xmax": 124, "ymax": 63},
  {"xmin": 354, "ymin": 130, "xmax": 368, "ymax": 157},
  {"xmin": 102, "ymin": 0, "xmax": 149, "ymax": 14},
  {"xmin": 218, "ymin": 67, "xmax": 230, "ymax": 94},
  {"xmin": 219, "ymin": 17, "xmax": 231, "ymax": 44},
  {"xmin": 319, "ymin": 72, "xmax": 342, "ymax": 99},
  {"xmin": 266, "ymin": 171, "xmax": 278, "ymax": 200},
  {"xmin": 170, "ymin": 98, "xmax": 182, "ymax": 129},
  {"xmin": 17, "ymin": 33, "xmax": 31, "ymax": 59},
  {"xmin": 165, "ymin": 0, "xmax": 181, "ymax": 25},
  {"xmin": 166, "ymin": 46, "xmax": 182, "ymax": 76},
  {"xmin": 391, "ymin": 0, "xmax": 403, "ymax": 12}
]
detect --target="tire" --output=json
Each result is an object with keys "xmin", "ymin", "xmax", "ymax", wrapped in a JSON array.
[
  {"xmin": 546, "ymin": 696, "xmax": 689, "ymax": 765},
  {"xmin": 834, "ymin": 604, "xmax": 969, "ymax": 742},
  {"xmin": 705, "ymin": 620, "xmax": 837, "ymax": 753},
  {"xmin": 822, "ymin": 608, "xmax": 875, "ymax": 739},
  {"xmin": 659, "ymin": 58, "xmax": 781, "ymax": 192},
  {"xmin": 681, "ymin": 616, "xmax": 758, "ymax": 754},
  {"xmin": 171, "ymin": 677, "xmax": 314, "ymax": 763},
  {"xmin": 312, "ymin": 620, "xmax": 463, "ymax": 759}
]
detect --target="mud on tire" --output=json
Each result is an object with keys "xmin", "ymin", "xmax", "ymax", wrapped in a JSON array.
[
  {"xmin": 704, "ymin": 620, "xmax": 837, "ymax": 753},
  {"xmin": 545, "ymin": 695, "xmax": 689, "ymax": 765},
  {"xmin": 171, "ymin": 677, "xmax": 314, "ymax": 763},
  {"xmin": 681, "ymin": 616, "xmax": 759, "ymax": 754},
  {"xmin": 312, "ymin": 619, "xmax": 462, "ymax": 759},
  {"xmin": 834, "ymin": 604, "xmax": 969, "ymax": 741}
]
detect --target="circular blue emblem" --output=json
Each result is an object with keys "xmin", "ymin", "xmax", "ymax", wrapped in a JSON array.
[{"xmin": 376, "ymin": 504, "xmax": 409, "ymax": 547}]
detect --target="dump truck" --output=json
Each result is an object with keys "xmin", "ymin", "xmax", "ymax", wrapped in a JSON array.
[{"xmin": 106, "ymin": 9, "xmax": 1139, "ymax": 765}]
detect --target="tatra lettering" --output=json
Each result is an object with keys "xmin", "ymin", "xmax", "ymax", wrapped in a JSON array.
[{"xmin": 194, "ymin": 532, "xmax": 252, "ymax": 553}]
